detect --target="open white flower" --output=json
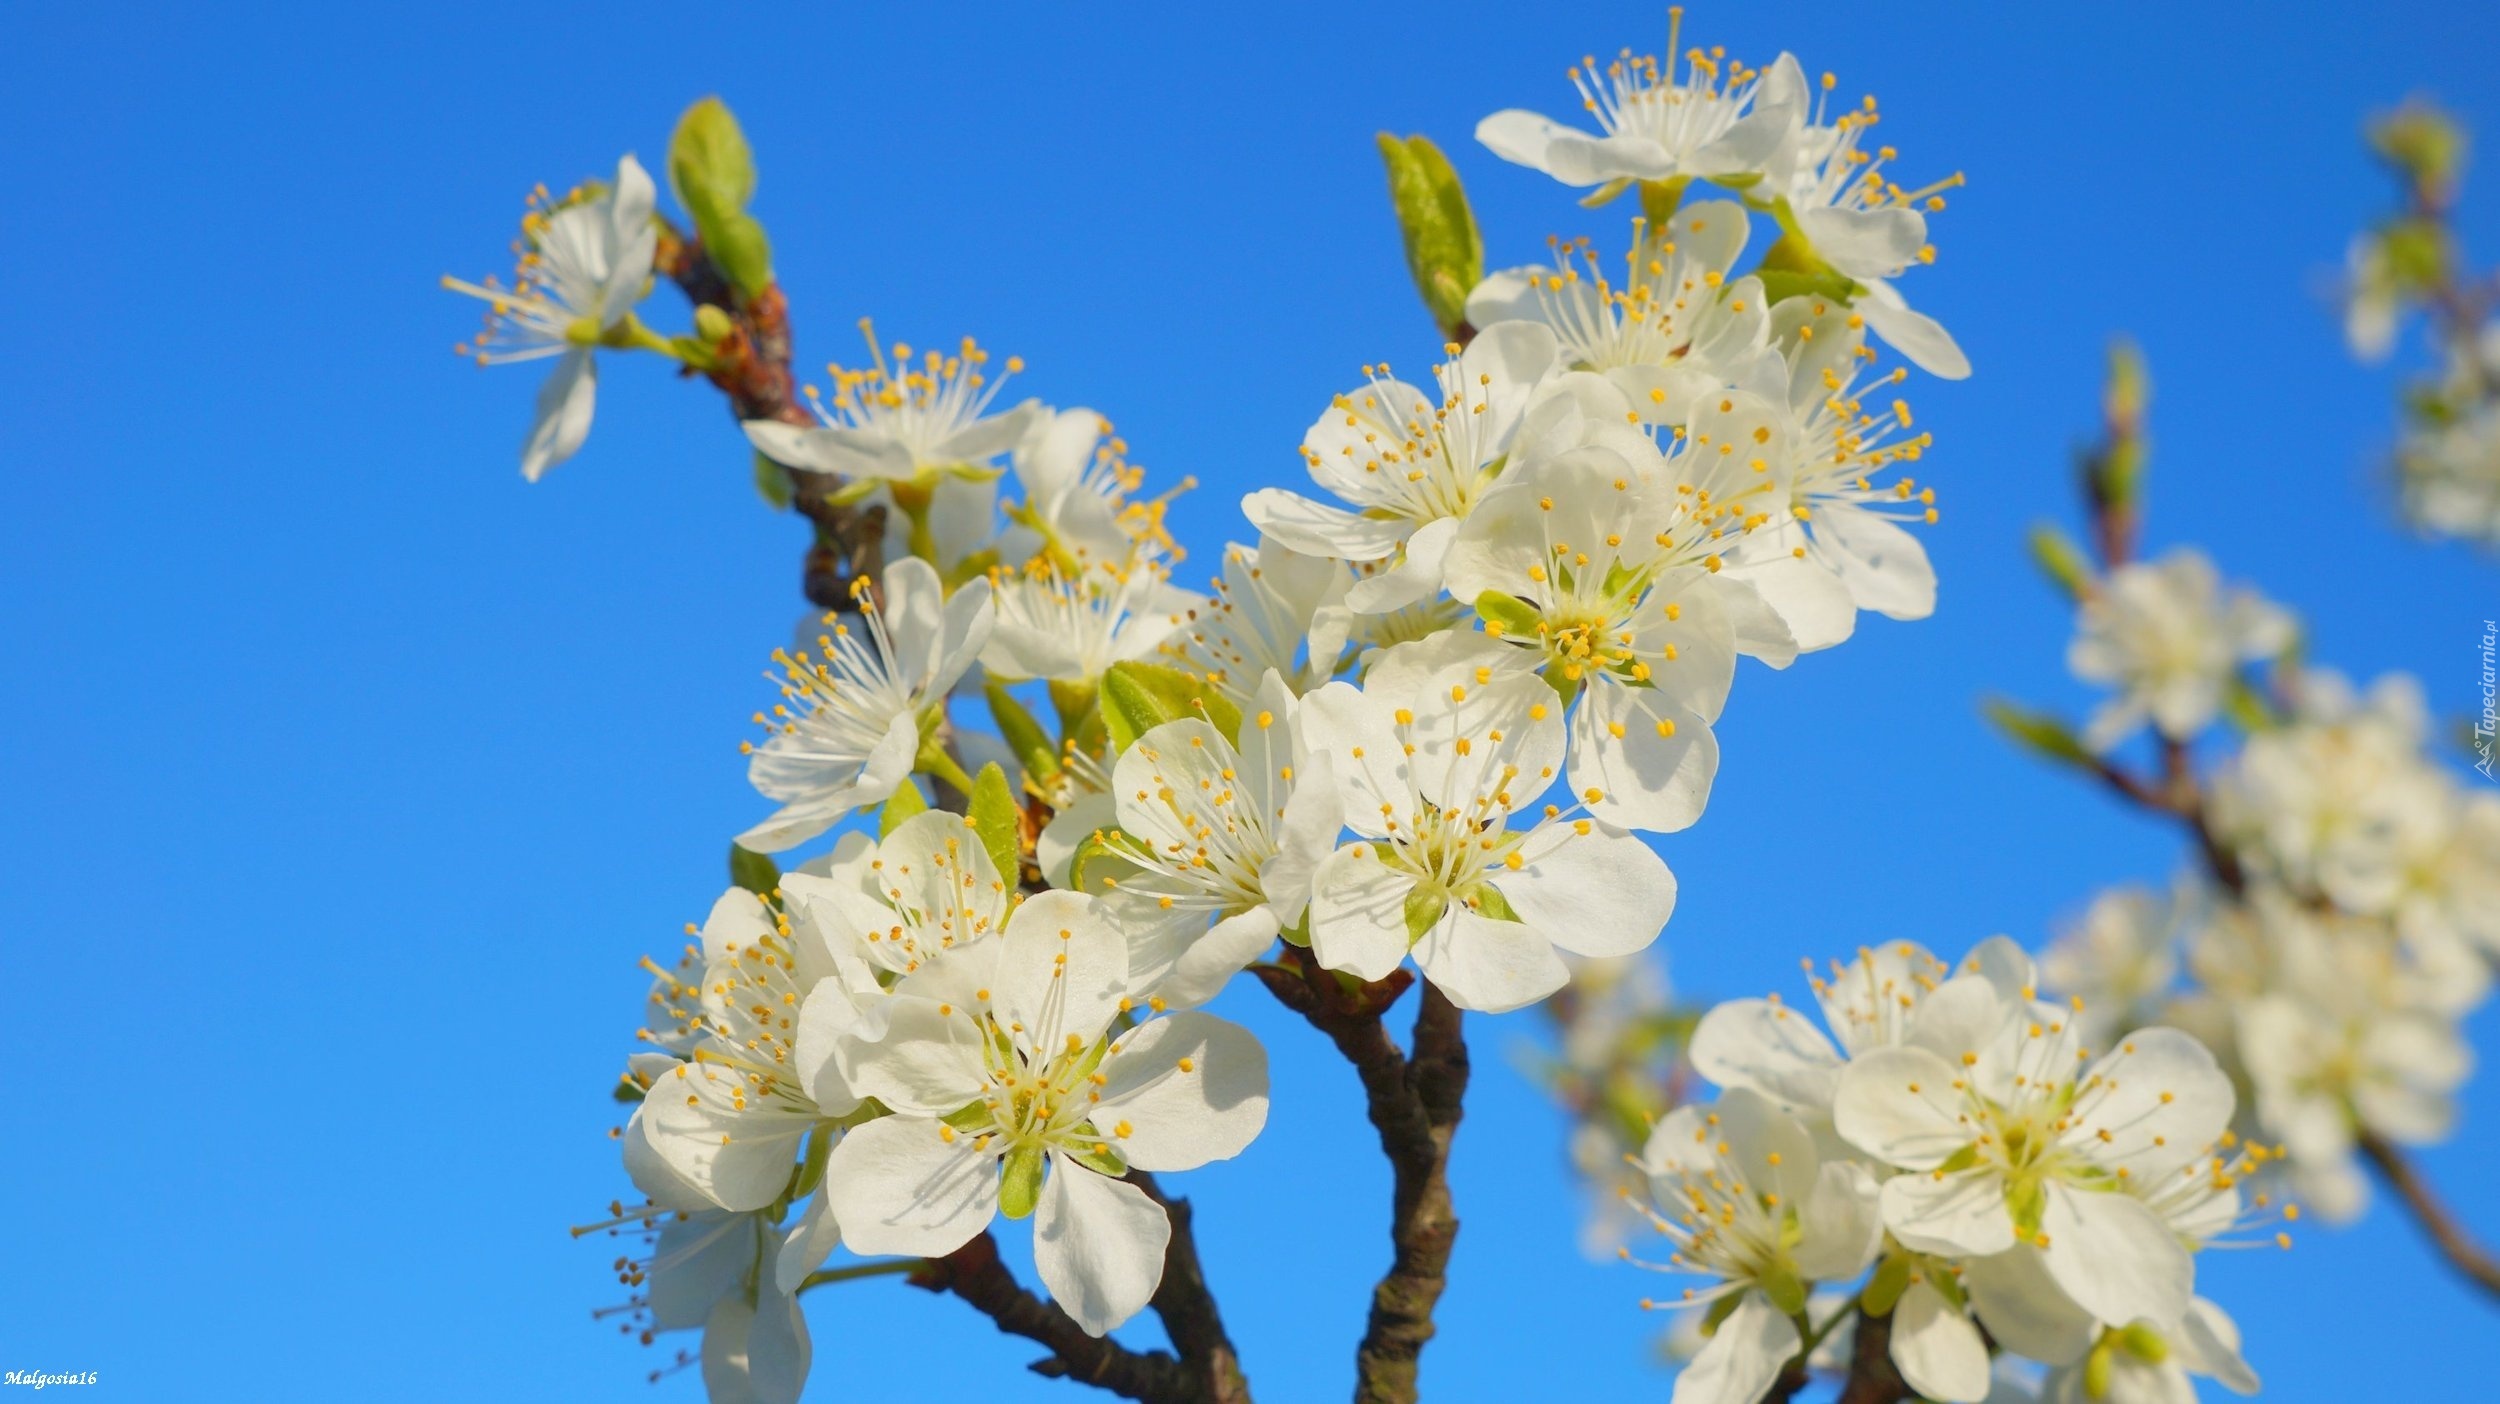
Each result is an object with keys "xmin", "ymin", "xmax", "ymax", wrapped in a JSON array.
[
  {"xmin": 738, "ymin": 557, "xmax": 995, "ymax": 853},
  {"xmin": 1090, "ymin": 672, "xmax": 1343, "ymax": 1006},
  {"xmin": 1245, "ymin": 324, "xmax": 1560, "ymax": 614},
  {"xmin": 1766, "ymin": 92, "xmax": 1970, "ymax": 379},
  {"xmin": 1464, "ymin": 202, "xmax": 1769, "ymax": 423},
  {"xmin": 1007, "ymin": 407, "xmax": 1187, "ymax": 571},
  {"xmin": 822, "ymin": 891, "xmax": 1270, "ymax": 1335},
  {"xmin": 642, "ymin": 889, "xmax": 856, "ymax": 1211},
  {"xmin": 442, "ymin": 154, "xmax": 659, "ymax": 479},
  {"xmin": 1299, "ymin": 631, "xmax": 1678, "ymax": 1012},
  {"xmin": 645, "ymin": 1206, "xmax": 816, "ymax": 1404},
  {"xmin": 1688, "ymin": 937, "xmax": 2033, "ymax": 1124},
  {"xmin": 2038, "ymin": 885, "xmax": 2185, "ymax": 1047},
  {"xmin": 1629, "ymin": 1089, "xmax": 1882, "ymax": 1404},
  {"xmin": 1832, "ymin": 977, "xmax": 2235, "ymax": 1330},
  {"xmin": 1163, "ymin": 537, "xmax": 1354, "ymax": 705},
  {"xmin": 2040, "ymin": 1299, "xmax": 2259, "ymax": 1404},
  {"xmin": 2067, "ymin": 549, "xmax": 2292, "ymax": 751},
  {"xmin": 1728, "ymin": 299, "xmax": 1942, "ymax": 648},
  {"xmin": 1476, "ymin": 30, "xmax": 1804, "ymax": 190},
  {"xmin": 982, "ymin": 550, "xmax": 1204, "ymax": 686},
  {"xmin": 1442, "ymin": 440, "xmax": 1770, "ymax": 832},
  {"xmin": 2397, "ymin": 399, "xmax": 2500, "ymax": 544},
  {"xmin": 744, "ymin": 324, "xmax": 1041, "ymax": 484}
]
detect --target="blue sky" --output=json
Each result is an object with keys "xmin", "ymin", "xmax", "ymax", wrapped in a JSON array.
[{"xmin": 5, "ymin": 1, "xmax": 2498, "ymax": 1399}]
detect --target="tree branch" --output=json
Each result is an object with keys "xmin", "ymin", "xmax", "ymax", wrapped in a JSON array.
[
  {"xmin": 654, "ymin": 221, "xmax": 886, "ymax": 612},
  {"xmin": 1831, "ymin": 1304, "xmax": 1913, "ymax": 1404},
  {"xmin": 1254, "ymin": 948, "xmax": 1467, "ymax": 1404},
  {"xmin": 909, "ymin": 1232, "xmax": 1206, "ymax": 1403},
  {"xmin": 2356, "ymin": 1128, "xmax": 2500, "ymax": 1304},
  {"xmin": 1130, "ymin": 1171, "xmax": 1253, "ymax": 1404}
]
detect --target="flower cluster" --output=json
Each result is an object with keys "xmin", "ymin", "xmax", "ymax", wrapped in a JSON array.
[
  {"xmin": 450, "ymin": 16, "xmax": 1973, "ymax": 1402},
  {"xmin": 2339, "ymin": 98, "xmax": 2500, "ymax": 545},
  {"xmin": 1635, "ymin": 938, "xmax": 2270, "ymax": 1404},
  {"xmin": 2041, "ymin": 658, "xmax": 2500, "ymax": 1222}
]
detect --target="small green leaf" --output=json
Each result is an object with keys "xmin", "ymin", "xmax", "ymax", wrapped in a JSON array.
[
  {"xmin": 941, "ymin": 1101, "xmax": 994, "ymax": 1133},
  {"xmin": 2083, "ymin": 1340, "xmax": 2116, "ymax": 1400},
  {"xmin": 1377, "ymin": 133, "xmax": 1484, "ymax": 340},
  {"xmin": 1637, "ymin": 176, "xmax": 1689, "ymax": 228},
  {"xmin": 1699, "ymin": 1287, "xmax": 1747, "ymax": 1335},
  {"xmin": 728, "ymin": 843, "xmax": 781, "ymax": 896},
  {"xmin": 612, "ymin": 1076, "xmax": 647, "ymax": 1104},
  {"xmin": 999, "ymin": 1144, "xmax": 1045, "ymax": 1219},
  {"xmin": 970, "ymin": 763, "xmax": 1023, "ymax": 885},
  {"xmin": 879, "ymin": 779, "xmax": 929, "ymax": 837},
  {"xmin": 1100, "ymin": 661, "xmax": 1242, "ymax": 754},
  {"xmin": 1981, "ymin": 697, "xmax": 2095, "ymax": 769},
  {"xmin": 668, "ymin": 97, "xmax": 774, "ymax": 297},
  {"xmin": 1473, "ymin": 883, "xmax": 1520, "ymax": 923},
  {"xmin": 2026, "ymin": 523, "xmax": 2094, "ymax": 601},
  {"xmin": 2118, "ymin": 1322, "xmax": 2169, "ymax": 1364},
  {"xmin": 987, "ymin": 681, "xmax": 1062, "ymax": 782}
]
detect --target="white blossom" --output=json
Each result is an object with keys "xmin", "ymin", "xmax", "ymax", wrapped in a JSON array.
[
  {"xmin": 744, "ymin": 325, "xmax": 1041, "ymax": 484},
  {"xmin": 1476, "ymin": 34, "xmax": 1805, "ymax": 190},
  {"xmin": 1245, "ymin": 325, "xmax": 1560, "ymax": 614},
  {"xmin": 2067, "ymin": 550, "xmax": 2292, "ymax": 750},
  {"xmin": 737, "ymin": 558, "xmax": 995, "ymax": 853},
  {"xmin": 1299, "ymin": 631, "xmax": 1678, "ymax": 1012},
  {"xmin": 821, "ymin": 891, "xmax": 1269, "ymax": 1335},
  {"xmin": 442, "ymin": 154, "xmax": 659, "ymax": 479}
]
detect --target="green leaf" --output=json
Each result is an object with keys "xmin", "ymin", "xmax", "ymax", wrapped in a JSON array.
[
  {"xmin": 879, "ymin": 779, "xmax": 929, "ymax": 837},
  {"xmin": 1100, "ymin": 661, "xmax": 1241, "ymax": 754},
  {"xmin": 612, "ymin": 1075, "xmax": 647, "ymax": 1104},
  {"xmin": 1980, "ymin": 697, "xmax": 2095, "ymax": 770},
  {"xmin": 999, "ymin": 1144, "xmax": 1045, "ymax": 1219},
  {"xmin": 667, "ymin": 96, "xmax": 774, "ymax": 297},
  {"xmin": 1377, "ymin": 133, "xmax": 1483, "ymax": 340},
  {"xmin": 987, "ymin": 681, "xmax": 1062, "ymax": 782},
  {"xmin": 752, "ymin": 450, "xmax": 792, "ymax": 510},
  {"xmin": 728, "ymin": 843, "xmax": 780, "ymax": 896},
  {"xmin": 2026, "ymin": 523, "xmax": 2094, "ymax": 601},
  {"xmin": 1637, "ymin": 177, "xmax": 1689, "ymax": 229},
  {"xmin": 970, "ymin": 763, "xmax": 1023, "ymax": 885}
]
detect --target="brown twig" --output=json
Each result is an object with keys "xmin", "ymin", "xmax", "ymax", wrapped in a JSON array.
[
  {"xmin": 2356, "ymin": 1129, "xmax": 2500, "ymax": 1305},
  {"xmin": 1253, "ymin": 947, "xmax": 1467, "ymax": 1404},
  {"xmin": 1130, "ymin": 1171, "xmax": 1253, "ymax": 1404},
  {"xmin": 909, "ymin": 1233, "xmax": 1205, "ymax": 1403},
  {"xmin": 653, "ymin": 221, "xmax": 887, "ymax": 612},
  {"xmin": 1831, "ymin": 1304, "xmax": 1913, "ymax": 1404}
]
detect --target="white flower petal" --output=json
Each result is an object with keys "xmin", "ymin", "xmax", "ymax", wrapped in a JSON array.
[
  {"xmin": 1412, "ymin": 907, "xmax": 1569, "ymax": 1013},
  {"xmin": 819, "ymin": 1114, "xmax": 999, "ymax": 1258},
  {"xmin": 521, "ymin": 346, "xmax": 597, "ymax": 481},
  {"xmin": 1308, "ymin": 844, "xmax": 1418, "ymax": 982},
  {"xmin": 1034, "ymin": 1161, "xmax": 1170, "ymax": 1336},
  {"xmin": 1689, "ymin": 998, "xmax": 1845, "ymax": 1117},
  {"xmin": 1879, "ymin": 1167, "xmax": 2015, "ymax": 1258},
  {"xmin": 1962, "ymin": 1246, "xmax": 2095, "ymax": 1366},
  {"xmin": 1834, "ymin": 1046, "xmax": 1971, "ymax": 1170},
  {"xmin": 1095, "ymin": 1011, "xmax": 1271, "ymax": 1171},
  {"xmin": 1671, "ymin": 1293, "xmax": 1798, "ymax": 1404},
  {"xmin": 1890, "ymin": 1278, "xmax": 1992, "ymax": 1404},
  {"xmin": 2037, "ymin": 1184, "xmax": 2191, "ymax": 1330},
  {"xmin": 1492, "ymin": 822, "xmax": 1676, "ymax": 957}
]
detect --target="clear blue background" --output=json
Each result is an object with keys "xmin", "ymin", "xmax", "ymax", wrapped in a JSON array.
[{"xmin": 5, "ymin": 2, "xmax": 2495, "ymax": 1399}]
